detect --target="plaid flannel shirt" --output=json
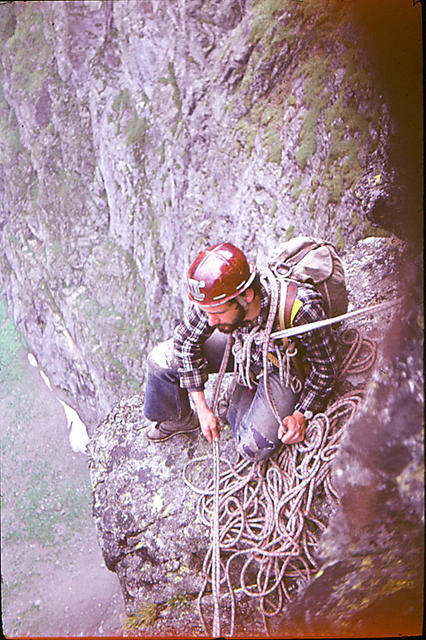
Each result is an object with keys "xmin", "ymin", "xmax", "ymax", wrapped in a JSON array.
[{"xmin": 173, "ymin": 278, "xmax": 338, "ymax": 415}]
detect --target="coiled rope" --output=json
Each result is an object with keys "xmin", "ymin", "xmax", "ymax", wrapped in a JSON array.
[{"xmin": 183, "ymin": 327, "xmax": 378, "ymax": 637}]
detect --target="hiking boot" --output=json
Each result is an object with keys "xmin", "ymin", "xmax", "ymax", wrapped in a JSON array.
[{"xmin": 146, "ymin": 410, "xmax": 199, "ymax": 442}]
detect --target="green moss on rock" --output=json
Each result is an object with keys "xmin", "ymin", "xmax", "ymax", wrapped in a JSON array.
[
  {"xmin": 335, "ymin": 224, "xmax": 345, "ymax": 250},
  {"xmin": 112, "ymin": 89, "xmax": 131, "ymax": 116},
  {"xmin": 126, "ymin": 114, "xmax": 149, "ymax": 147},
  {"xmin": 297, "ymin": 107, "xmax": 320, "ymax": 169},
  {"xmin": 0, "ymin": 100, "xmax": 25, "ymax": 154},
  {"xmin": 168, "ymin": 61, "xmax": 182, "ymax": 116},
  {"xmin": 291, "ymin": 176, "xmax": 302, "ymax": 199},
  {"xmin": 285, "ymin": 224, "xmax": 294, "ymax": 240},
  {"xmin": 6, "ymin": 5, "xmax": 50, "ymax": 94},
  {"xmin": 249, "ymin": 0, "xmax": 286, "ymax": 44}
]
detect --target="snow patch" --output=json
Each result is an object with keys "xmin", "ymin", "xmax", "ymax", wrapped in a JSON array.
[
  {"xmin": 26, "ymin": 351, "xmax": 89, "ymax": 453},
  {"xmin": 27, "ymin": 353, "xmax": 38, "ymax": 367},
  {"xmin": 58, "ymin": 399, "xmax": 90, "ymax": 454},
  {"xmin": 40, "ymin": 370, "xmax": 52, "ymax": 390}
]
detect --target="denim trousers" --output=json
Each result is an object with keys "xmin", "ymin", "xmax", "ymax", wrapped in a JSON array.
[{"xmin": 144, "ymin": 332, "xmax": 299, "ymax": 461}]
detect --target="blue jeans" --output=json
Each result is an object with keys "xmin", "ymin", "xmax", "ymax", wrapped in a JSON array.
[{"xmin": 144, "ymin": 332, "xmax": 299, "ymax": 461}]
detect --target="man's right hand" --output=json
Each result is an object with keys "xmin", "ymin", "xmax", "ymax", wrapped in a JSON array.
[
  {"xmin": 190, "ymin": 390, "xmax": 220, "ymax": 442},
  {"xmin": 197, "ymin": 406, "xmax": 220, "ymax": 442}
]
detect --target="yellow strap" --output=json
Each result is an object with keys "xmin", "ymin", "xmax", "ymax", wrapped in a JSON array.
[
  {"xmin": 290, "ymin": 298, "xmax": 302, "ymax": 326},
  {"xmin": 277, "ymin": 279, "xmax": 306, "ymax": 383},
  {"xmin": 278, "ymin": 279, "xmax": 302, "ymax": 330}
]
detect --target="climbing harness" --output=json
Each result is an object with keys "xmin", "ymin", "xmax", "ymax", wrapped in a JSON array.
[{"xmin": 231, "ymin": 268, "xmax": 303, "ymax": 418}]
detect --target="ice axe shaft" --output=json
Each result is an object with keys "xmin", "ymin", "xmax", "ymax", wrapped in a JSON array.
[{"xmin": 271, "ymin": 298, "xmax": 401, "ymax": 341}]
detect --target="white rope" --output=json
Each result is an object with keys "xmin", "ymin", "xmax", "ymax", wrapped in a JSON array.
[
  {"xmin": 185, "ymin": 287, "xmax": 395, "ymax": 635},
  {"xmin": 210, "ymin": 334, "xmax": 233, "ymax": 638},
  {"xmin": 186, "ymin": 390, "xmax": 365, "ymax": 635},
  {"xmin": 212, "ymin": 438, "xmax": 221, "ymax": 637}
]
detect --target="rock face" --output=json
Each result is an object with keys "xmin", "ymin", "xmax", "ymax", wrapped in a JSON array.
[
  {"xmin": 1, "ymin": 0, "xmax": 422, "ymax": 427},
  {"xmin": 1, "ymin": 0, "xmax": 423, "ymax": 637},
  {"xmin": 87, "ymin": 393, "xmax": 241, "ymax": 637}
]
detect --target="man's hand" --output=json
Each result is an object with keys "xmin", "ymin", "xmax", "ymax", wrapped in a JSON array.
[
  {"xmin": 190, "ymin": 390, "xmax": 220, "ymax": 442},
  {"xmin": 197, "ymin": 405, "xmax": 220, "ymax": 443},
  {"xmin": 278, "ymin": 410, "xmax": 306, "ymax": 445}
]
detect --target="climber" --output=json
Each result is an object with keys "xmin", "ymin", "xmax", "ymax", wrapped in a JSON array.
[{"xmin": 143, "ymin": 242, "xmax": 338, "ymax": 461}]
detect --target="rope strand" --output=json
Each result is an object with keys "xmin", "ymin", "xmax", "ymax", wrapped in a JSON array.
[{"xmin": 183, "ymin": 328, "xmax": 377, "ymax": 636}]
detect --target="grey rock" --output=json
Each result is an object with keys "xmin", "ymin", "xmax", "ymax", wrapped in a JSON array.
[{"xmin": 87, "ymin": 389, "xmax": 240, "ymax": 610}]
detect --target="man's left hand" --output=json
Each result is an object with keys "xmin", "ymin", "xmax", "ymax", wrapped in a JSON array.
[{"xmin": 278, "ymin": 410, "xmax": 306, "ymax": 445}]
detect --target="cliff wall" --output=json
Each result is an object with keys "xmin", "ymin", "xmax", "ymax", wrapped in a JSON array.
[{"xmin": 1, "ymin": 0, "xmax": 421, "ymax": 427}]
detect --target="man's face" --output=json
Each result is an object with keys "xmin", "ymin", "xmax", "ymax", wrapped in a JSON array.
[{"xmin": 200, "ymin": 299, "xmax": 246, "ymax": 334}]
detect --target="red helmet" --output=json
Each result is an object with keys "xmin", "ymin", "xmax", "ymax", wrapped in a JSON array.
[{"xmin": 187, "ymin": 243, "xmax": 256, "ymax": 307}]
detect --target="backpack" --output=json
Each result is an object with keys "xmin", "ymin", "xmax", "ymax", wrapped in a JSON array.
[{"xmin": 268, "ymin": 236, "xmax": 348, "ymax": 332}]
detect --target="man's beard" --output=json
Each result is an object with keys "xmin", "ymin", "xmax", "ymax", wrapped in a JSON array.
[{"xmin": 216, "ymin": 301, "xmax": 246, "ymax": 334}]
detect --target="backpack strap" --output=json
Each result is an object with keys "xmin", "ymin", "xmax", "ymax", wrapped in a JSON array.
[
  {"xmin": 279, "ymin": 279, "xmax": 301, "ymax": 334},
  {"xmin": 284, "ymin": 242, "xmax": 318, "ymax": 267},
  {"xmin": 278, "ymin": 277, "xmax": 306, "ymax": 382},
  {"xmin": 275, "ymin": 241, "xmax": 320, "ymax": 277}
]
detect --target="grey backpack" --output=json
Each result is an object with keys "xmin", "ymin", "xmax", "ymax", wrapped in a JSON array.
[{"xmin": 267, "ymin": 236, "xmax": 348, "ymax": 328}]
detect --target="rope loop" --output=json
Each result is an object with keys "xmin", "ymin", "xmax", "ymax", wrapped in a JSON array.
[{"xmin": 286, "ymin": 344, "xmax": 298, "ymax": 358}]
